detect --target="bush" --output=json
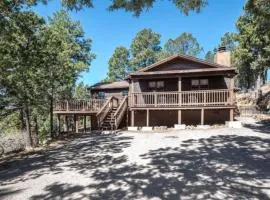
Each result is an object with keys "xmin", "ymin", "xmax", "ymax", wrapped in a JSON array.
[{"xmin": 0, "ymin": 131, "xmax": 25, "ymax": 154}]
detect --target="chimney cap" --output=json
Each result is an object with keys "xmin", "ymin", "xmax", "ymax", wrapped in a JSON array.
[{"xmin": 218, "ymin": 46, "xmax": 226, "ymax": 52}]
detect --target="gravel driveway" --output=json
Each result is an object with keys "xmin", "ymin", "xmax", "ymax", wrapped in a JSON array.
[{"xmin": 1, "ymin": 120, "xmax": 270, "ymax": 200}]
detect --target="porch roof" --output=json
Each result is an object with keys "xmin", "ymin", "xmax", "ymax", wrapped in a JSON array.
[
  {"xmin": 127, "ymin": 67, "xmax": 236, "ymax": 79},
  {"xmin": 89, "ymin": 80, "xmax": 129, "ymax": 91}
]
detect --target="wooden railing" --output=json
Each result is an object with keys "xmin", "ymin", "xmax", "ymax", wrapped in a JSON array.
[
  {"xmin": 130, "ymin": 89, "xmax": 233, "ymax": 107},
  {"xmin": 54, "ymin": 99, "xmax": 106, "ymax": 112},
  {"xmin": 114, "ymin": 96, "xmax": 128, "ymax": 129},
  {"xmin": 96, "ymin": 96, "xmax": 118, "ymax": 127}
]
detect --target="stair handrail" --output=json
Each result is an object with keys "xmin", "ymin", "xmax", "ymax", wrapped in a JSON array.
[
  {"xmin": 114, "ymin": 96, "xmax": 128, "ymax": 129},
  {"xmin": 96, "ymin": 96, "xmax": 113, "ymax": 127},
  {"xmin": 97, "ymin": 96, "xmax": 119, "ymax": 128}
]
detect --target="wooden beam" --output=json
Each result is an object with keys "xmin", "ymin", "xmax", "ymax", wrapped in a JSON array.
[
  {"xmin": 146, "ymin": 109, "xmax": 149, "ymax": 126},
  {"xmin": 130, "ymin": 106, "xmax": 235, "ymax": 111},
  {"xmin": 131, "ymin": 80, "xmax": 134, "ymax": 107},
  {"xmin": 74, "ymin": 115, "xmax": 78, "ymax": 133},
  {"xmin": 178, "ymin": 77, "xmax": 182, "ymax": 91},
  {"xmin": 178, "ymin": 77, "xmax": 182, "ymax": 106},
  {"xmin": 83, "ymin": 115, "xmax": 86, "ymax": 133},
  {"xmin": 131, "ymin": 110, "xmax": 134, "ymax": 126},
  {"xmin": 178, "ymin": 110, "xmax": 182, "ymax": 124},
  {"xmin": 201, "ymin": 108, "xmax": 204, "ymax": 125},
  {"xmin": 230, "ymin": 77, "xmax": 235, "ymax": 105},
  {"xmin": 57, "ymin": 114, "xmax": 61, "ymax": 135},
  {"xmin": 230, "ymin": 109, "xmax": 234, "ymax": 121},
  {"xmin": 63, "ymin": 115, "xmax": 68, "ymax": 132}
]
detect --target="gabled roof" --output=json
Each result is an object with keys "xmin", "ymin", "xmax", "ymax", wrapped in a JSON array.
[
  {"xmin": 139, "ymin": 54, "xmax": 230, "ymax": 72},
  {"xmin": 89, "ymin": 80, "xmax": 129, "ymax": 91}
]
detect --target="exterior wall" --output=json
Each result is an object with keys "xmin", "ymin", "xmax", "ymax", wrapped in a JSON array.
[
  {"xmin": 204, "ymin": 109, "xmax": 230, "ymax": 124},
  {"xmin": 182, "ymin": 76, "xmax": 229, "ymax": 91},
  {"xmin": 133, "ymin": 78, "xmax": 178, "ymax": 92},
  {"xmin": 182, "ymin": 110, "xmax": 201, "ymax": 125},
  {"xmin": 149, "ymin": 110, "xmax": 177, "ymax": 127},
  {"xmin": 133, "ymin": 110, "xmax": 147, "ymax": 127},
  {"xmin": 132, "ymin": 75, "xmax": 230, "ymax": 92},
  {"xmin": 131, "ymin": 109, "xmax": 230, "ymax": 127},
  {"xmin": 91, "ymin": 88, "xmax": 128, "ymax": 99},
  {"xmin": 182, "ymin": 109, "xmax": 230, "ymax": 125}
]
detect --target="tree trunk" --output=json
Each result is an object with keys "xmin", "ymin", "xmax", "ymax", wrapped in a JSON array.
[
  {"xmin": 20, "ymin": 108, "xmax": 26, "ymax": 130},
  {"xmin": 50, "ymin": 97, "xmax": 54, "ymax": 139},
  {"xmin": 30, "ymin": 116, "xmax": 39, "ymax": 147},
  {"xmin": 23, "ymin": 105, "xmax": 32, "ymax": 148}
]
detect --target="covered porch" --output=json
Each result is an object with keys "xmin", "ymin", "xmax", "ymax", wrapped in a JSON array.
[{"xmin": 129, "ymin": 74, "xmax": 235, "ymax": 127}]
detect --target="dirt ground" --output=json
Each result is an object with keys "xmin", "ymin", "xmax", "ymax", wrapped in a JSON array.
[{"xmin": 0, "ymin": 118, "xmax": 270, "ymax": 200}]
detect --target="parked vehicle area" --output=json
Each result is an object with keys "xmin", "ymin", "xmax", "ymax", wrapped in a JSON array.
[{"xmin": 0, "ymin": 119, "xmax": 270, "ymax": 200}]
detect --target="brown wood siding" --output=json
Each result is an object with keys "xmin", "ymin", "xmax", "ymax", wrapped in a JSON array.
[
  {"xmin": 149, "ymin": 110, "xmax": 177, "ymax": 127},
  {"xmin": 131, "ymin": 109, "xmax": 230, "ymax": 127},
  {"xmin": 182, "ymin": 76, "xmax": 229, "ymax": 91},
  {"xmin": 133, "ymin": 78, "xmax": 178, "ymax": 92},
  {"xmin": 133, "ymin": 75, "xmax": 229, "ymax": 92},
  {"xmin": 147, "ymin": 58, "xmax": 215, "ymax": 72},
  {"xmin": 181, "ymin": 109, "xmax": 230, "ymax": 125},
  {"xmin": 91, "ymin": 88, "xmax": 128, "ymax": 99}
]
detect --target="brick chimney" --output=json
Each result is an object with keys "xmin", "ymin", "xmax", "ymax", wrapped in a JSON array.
[{"xmin": 214, "ymin": 46, "xmax": 231, "ymax": 67}]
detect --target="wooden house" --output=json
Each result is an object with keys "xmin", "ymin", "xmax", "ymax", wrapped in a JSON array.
[{"xmin": 54, "ymin": 48, "xmax": 236, "ymax": 131}]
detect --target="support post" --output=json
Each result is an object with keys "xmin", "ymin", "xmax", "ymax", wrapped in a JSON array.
[
  {"xmin": 230, "ymin": 77, "xmax": 235, "ymax": 105},
  {"xmin": 57, "ymin": 114, "xmax": 61, "ymax": 135},
  {"xmin": 66, "ymin": 100, "xmax": 69, "ymax": 111},
  {"xmin": 131, "ymin": 110, "xmax": 134, "ymax": 126},
  {"xmin": 83, "ymin": 115, "xmax": 86, "ymax": 133},
  {"xmin": 74, "ymin": 115, "xmax": 78, "ymax": 133},
  {"xmin": 201, "ymin": 108, "xmax": 204, "ymax": 125},
  {"xmin": 178, "ymin": 77, "xmax": 182, "ymax": 106},
  {"xmin": 178, "ymin": 110, "xmax": 182, "ymax": 124},
  {"xmin": 230, "ymin": 109, "xmax": 234, "ymax": 121},
  {"xmin": 63, "ymin": 115, "xmax": 68, "ymax": 132},
  {"xmin": 154, "ymin": 92, "xmax": 157, "ymax": 107},
  {"xmin": 146, "ymin": 109, "xmax": 149, "ymax": 127},
  {"xmin": 91, "ymin": 115, "xmax": 98, "ymax": 131},
  {"xmin": 131, "ymin": 80, "xmax": 134, "ymax": 107}
]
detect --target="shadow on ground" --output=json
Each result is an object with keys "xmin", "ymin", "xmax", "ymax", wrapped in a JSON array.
[
  {"xmin": 0, "ymin": 133, "xmax": 132, "ymax": 188},
  {"xmin": 1, "ymin": 132, "xmax": 270, "ymax": 199},
  {"xmin": 243, "ymin": 119, "xmax": 270, "ymax": 134}
]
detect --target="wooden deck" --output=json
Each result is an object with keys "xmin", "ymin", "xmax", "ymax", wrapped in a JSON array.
[
  {"xmin": 54, "ymin": 89, "xmax": 234, "ymax": 114},
  {"xmin": 129, "ymin": 89, "xmax": 234, "ymax": 109},
  {"xmin": 53, "ymin": 99, "xmax": 106, "ymax": 114}
]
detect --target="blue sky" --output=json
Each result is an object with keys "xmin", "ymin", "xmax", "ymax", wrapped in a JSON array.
[{"xmin": 33, "ymin": 0, "xmax": 246, "ymax": 85}]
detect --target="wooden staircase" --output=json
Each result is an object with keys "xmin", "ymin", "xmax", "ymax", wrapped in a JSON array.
[
  {"xmin": 97, "ymin": 96, "xmax": 128, "ymax": 131},
  {"xmin": 100, "ymin": 107, "xmax": 117, "ymax": 130}
]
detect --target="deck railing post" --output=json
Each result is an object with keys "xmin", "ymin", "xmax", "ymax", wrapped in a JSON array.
[
  {"xmin": 178, "ymin": 76, "xmax": 182, "ymax": 107},
  {"xmin": 66, "ymin": 100, "xmax": 69, "ymax": 111},
  {"xmin": 154, "ymin": 92, "xmax": 157, "ymax": 107},
  {"xmin": 204, "ymin": 91, "xmax": 206, "ymax": 106}
]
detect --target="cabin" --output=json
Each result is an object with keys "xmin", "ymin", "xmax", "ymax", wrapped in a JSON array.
[
  {"xmin": 89, "ymin": 81, "xmax": 129, "ymax": 100},
  {"xmin": 53, "ymin": 47, "xmax": 236, "ymax": 132}
]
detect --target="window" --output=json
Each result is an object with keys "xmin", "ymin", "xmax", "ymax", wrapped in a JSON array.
[
  {"xmin": 97, "ymin": 91, "xmax": 105, "ymax": 99},
  {"xmin": 200, "ymin": 79, "xmax": 209, "ymax": 89},
  {"xmin": 191, "ymin": 79, "xmax": 199, "ymax": 86},
  {"xmin": 148, "ymin": 81, "xmax": 164, "ymax": 90},
  {"xmin": 191, "ymin": 79, "xmax": 209, "ymax": 90},
  {"xmin": 121, "ymin": 90, "xmax": 128, "ymax": 96},
  {"xmin": 157, "ymin": 81, "xmax": 164, "ymax": 88},
  {"xmin": 149, "ymin": 81, "xmax": 156, "ymax": 88},
  {"xmin": 200, "ymin": 79, "xmax": 208, "ymax": 85}
]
